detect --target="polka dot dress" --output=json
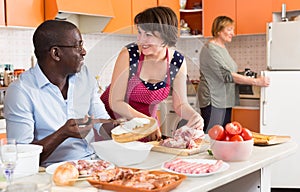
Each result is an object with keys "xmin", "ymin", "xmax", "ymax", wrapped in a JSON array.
[{"xmin": 100, "ymin": 42, "xmax": 184, "ymax": 119}]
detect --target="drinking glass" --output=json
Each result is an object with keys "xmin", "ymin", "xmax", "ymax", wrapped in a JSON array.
[{"xmin": 0, "ymin": 138, "xmax": 18, "ymax": 185}]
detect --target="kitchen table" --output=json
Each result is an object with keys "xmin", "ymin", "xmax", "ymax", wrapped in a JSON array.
[{"xmin": 0, "ymin": 142, "xmax": 297, "ymax": 192}]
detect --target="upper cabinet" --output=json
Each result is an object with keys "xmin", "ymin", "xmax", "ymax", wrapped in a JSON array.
[
  {"xmin": 203, "ymin": 0, "xmax": 235, "ymax": 37},
  {"xmin": 0, "ymin": 0, "xmax": 4, "ymax": 26},
  {"xmin": 158, "ymin": 0, "xmax": 180, "ymax": 27},
  {"xmin": 45, "ymin": 0, "xmax": 114, "ymax": 33},
  {"xmin": 236, "ymin": 0, "xmax": 272, "ymax": 35},
  {"xmin": 103, "ymin": 0, "xmax": 180, "ymax": 34},
  {"xmin": 102, "ymin": 0, "xmax": 132, "ymax": 34},
  {"xmin": 131, "ymin": 0, "xmax": 157, "ymax": 34},
  {"xmin": 5, "ymin": 0, "xmax": 44, "ymax": 27},
  {"xmin": 203, "ymin": 0, "xmax": 272, "ymax": 37}
]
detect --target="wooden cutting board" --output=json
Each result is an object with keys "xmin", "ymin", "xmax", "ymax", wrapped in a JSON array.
[
  {"xmin": 149, "ymin": 141, "xmax": 209, "ymax": 156},
  {"xmin": 251, "ymin": 132, "xmax": 291, "ymax": 146}
]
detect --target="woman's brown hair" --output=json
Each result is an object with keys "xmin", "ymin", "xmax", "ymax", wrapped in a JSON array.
[{"xmin": 211, "ymin": 16, "xmax": 234, "ymax": 37}]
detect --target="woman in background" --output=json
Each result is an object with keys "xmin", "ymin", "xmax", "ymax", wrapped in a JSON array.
[
  {"xmin": 101, "ymin": 6, "xmax": 204, "ymax": 141},
  {"xmin": 198, "ymin": 16, "xmax": 270, "ymax": 133}
]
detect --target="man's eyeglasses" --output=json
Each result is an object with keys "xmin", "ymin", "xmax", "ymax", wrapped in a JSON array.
[{"xmin": 49, "ymin": 41, "xmax": 84, "ymax": 52}]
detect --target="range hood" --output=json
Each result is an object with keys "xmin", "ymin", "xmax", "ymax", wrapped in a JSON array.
[{"xmin": 45, "ymin": 0, "xmax": 114, "ymax": 33}]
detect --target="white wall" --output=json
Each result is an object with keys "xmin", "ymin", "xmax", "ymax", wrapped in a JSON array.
[{"xmin": 0, "ymin": 27, "xmax": 267, "ymax": 89}]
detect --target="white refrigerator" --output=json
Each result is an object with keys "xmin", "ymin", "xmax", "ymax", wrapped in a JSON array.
[{"xmin": 260, "ymin": 21, "xmax": 300, "ymax": 188}]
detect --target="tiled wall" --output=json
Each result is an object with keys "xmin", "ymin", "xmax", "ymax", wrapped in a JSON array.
[{"xmin": 0, "ymin": 27, "xmax": 267, "ymax": 88}]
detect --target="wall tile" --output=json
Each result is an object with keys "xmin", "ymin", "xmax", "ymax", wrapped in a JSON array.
[{"xmin": 0, "ymin": 27, "xmax": 267, "ymax": 88}]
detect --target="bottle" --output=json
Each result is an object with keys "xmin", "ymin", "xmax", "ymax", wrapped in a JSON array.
[
  {"xmin": 281, "ymin": 3, "xmax": 288, "ymax": 22},
  {"xmin": 4, "ymin": 67, "xmax": 9, "ymax": 87}
]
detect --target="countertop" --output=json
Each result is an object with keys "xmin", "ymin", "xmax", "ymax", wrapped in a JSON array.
[{"xmin": 46, "ymin": 141, "xmax": 297, "ymax": 192}]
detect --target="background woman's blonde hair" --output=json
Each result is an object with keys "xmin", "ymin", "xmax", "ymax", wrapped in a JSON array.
[{"xmin": 211, "ymin": 16, "xmax": 234, "ymax": 37}]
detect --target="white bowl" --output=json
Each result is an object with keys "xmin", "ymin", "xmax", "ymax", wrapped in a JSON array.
[
  {"xmin": 91, "ymin": 140, "xmax": 153, "ymax": 166},
  {"xmin": 210, "ymin": 139, "xmax": 253, "ymax": 162}
]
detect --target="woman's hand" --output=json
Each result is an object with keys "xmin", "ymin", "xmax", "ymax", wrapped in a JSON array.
[
  {"xmin": 186, "ymin": 113, "xmax": 204, "ymax": 130},
  {"xmin": 147, "ymin": 127, "xmax": 162, "ymax": 141},
  {"xmin": 255, "ymin": 76, "xmax": 270, "ymax": 87}
]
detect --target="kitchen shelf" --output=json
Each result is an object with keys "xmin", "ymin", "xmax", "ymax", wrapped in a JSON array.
[
  {"xmin": 179, "ymin": 1, "xmax": 203, "ymax": 38},
  {"xmin": 180, "ymin": 8, "xmax": 202, "ymax": 13},
  {"xmin": 180, "ymin": 34, "xmax": 203, "ymax": 38}
]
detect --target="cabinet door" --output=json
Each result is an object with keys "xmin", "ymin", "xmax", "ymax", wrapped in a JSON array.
[
  {"xmin": 231, "ymin": 108, "xmax": 260, "ymax": 133},
  {"xmin": 158, "ymin": 0, "xmax": 180, "ymax": 25},
  {"xmin": 0, "ymin": 0, "xmax": 4, "ymax": 26},
  {"xmin": 6, "ymin": 0, "xmax": 44, "ymax": 27},
  {"xmin": 272, "ymin": 0, "xmax": 300, "ymax": 12},
  {"xmin": 102, "ymin": 0, "xmax": 132, "ymax": 34},
  {"xmin": 236, "ymin": 0, "xmax": 272, "ymax": 35},
  {"xmin": 132, "ymin": 0, "xmax": 157, "ymax": 34},
  {"xmin": 203, "ymin": 0, "xmax": 236, "ymax": 37}
]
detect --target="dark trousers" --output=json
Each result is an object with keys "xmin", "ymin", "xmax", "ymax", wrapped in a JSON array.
[{"xmin": 200, "ymin": 105, "xmax": 232, "ymax": 133}]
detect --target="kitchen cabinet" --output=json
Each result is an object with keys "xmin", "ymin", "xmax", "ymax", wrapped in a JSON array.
[
  {"xmin": 102, "ymin": 0, "xmax": 132, "ymax": 34},
  {"xmin": 131, "ymin": 0, "xmax": 157, "ymax": 34},
  {"xmin": 231, "ymin": 107, "xmax": 260, "ymax": 133},
  {"xmin": 0, "ymin": 0, "xmax": 4, "ymax": 26},
  {"xmin": 5, "ymin": 0, "xmax": 44, "ymax": 27},
  {"xmin": 236, "ymin": 0, "xmax": 272, "ymax": 35},
  {"xmin": 0, "ymin": 133, "xmax": 5, "ymax": 139},
  {"xmin": 179, "ymin": 0, "xmax": 202, "ymax": 37},
  {"xmin": 103, "ymin": 0, "xmax": 180, "ymax": 34},
  {"xmin": 203, "ymin": 0, "xmax": 235, "ymax": 37},
  {"xmin": 203, "ymin": 0, "xmax": 272, "ymax": 36},
  {"xmin": 158, "ymin": 0, "xmax": 180, "ymax": 28}
]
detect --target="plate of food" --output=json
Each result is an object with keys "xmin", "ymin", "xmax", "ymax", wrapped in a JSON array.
[
  {"xmin": 161, "ymin": 158, "xmax": 229, "ymax": 177},
  {"xmin": 46, "ymin": 159, "xmax": 114, "ymax": 177},
  {"xmin": 111, "ymin": 117, "xmax": 158, "ymax": 143},
  {"xmin": 87, "ymin": 167, "xmax": 186, "ymax": 192}
]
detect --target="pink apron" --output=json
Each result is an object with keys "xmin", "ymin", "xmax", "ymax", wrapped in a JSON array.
[{"xmin": 101, "ymin": 48, "xmax": 170, "ymax": 120}]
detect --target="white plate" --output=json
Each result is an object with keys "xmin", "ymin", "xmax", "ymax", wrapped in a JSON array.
[
  {"xmin": 46, "ymin": 159, "xmax": 114, "ymax": 176},
  {"xmin": 161, "ymin": 158, "xmax": 229, "ymax": 177}
]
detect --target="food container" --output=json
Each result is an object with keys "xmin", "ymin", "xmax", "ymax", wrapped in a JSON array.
[
  {"xmin": 14, "ymin": 144, "xmax": 43, "ymax": 178},
  {"xmin": 91, "ymin": 140, "xmax": 153, "ymax": 166},
  {"xmin": 210, "ymin": 139, "xmax": 253, "ymax": 162}
]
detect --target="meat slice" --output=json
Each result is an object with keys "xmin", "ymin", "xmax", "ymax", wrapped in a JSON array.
[
  {"xmin": 174, "ymin": 126, "xmax": 204, "ymax": 142},
  {"xmin": 207, "ymin": 160, "xmax": 223, "ymax": 173},
  {"xmin": 159, "ymin": 125, "xmax": 205, "ymax": 149},
  {"xmin": 159, "ymin": 137, "xmax": 187, "ymax": 149}
]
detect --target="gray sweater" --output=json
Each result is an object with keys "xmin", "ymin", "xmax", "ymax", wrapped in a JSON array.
[{"xmin": 197, "ymin": 42, "xmax": 239, "ymax": 108}]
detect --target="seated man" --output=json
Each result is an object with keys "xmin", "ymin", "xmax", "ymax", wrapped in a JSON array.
[{"xmin": 4, "ymin": 20, "xmax": 110, "ymax": 167}]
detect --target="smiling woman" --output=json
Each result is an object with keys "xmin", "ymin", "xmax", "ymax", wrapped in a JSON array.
[
  {"xmin": 197, "ymin": 16, "xmax": 270, "ymax": 133},
  {"xmin": 100, "ymin": 6, "xmax": 204, "ymax": 142}
]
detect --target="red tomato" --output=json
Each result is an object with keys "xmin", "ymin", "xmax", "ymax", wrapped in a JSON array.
[
  {"xmin": 208, "ymin": 125, "xmax": 225, "ymax": 140},
  {"xmin": 240, "ymin": 128, "xmax": 253, "ymax": 140},
  {"xmin": 230, "ymin": 135, "xmax": 244, "ymax": 142},
  {"xmin": 223, "ymin": 133, "xmax": 232, "ymax": 141},
  {"xmin": 225, "ymin": 121, "xmax": 243, "ymax": 135}
]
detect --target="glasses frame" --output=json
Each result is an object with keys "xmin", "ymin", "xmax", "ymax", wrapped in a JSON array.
[{"xmin": 49, "ymin": 41, "xmax": 84, "ymax": 52}]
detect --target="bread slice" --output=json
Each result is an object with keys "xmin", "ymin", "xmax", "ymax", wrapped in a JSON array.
[
  {"xmin": 111, "ymin": 117, "xmax": 158, "ymax": 143},
  {"xmin": 251, "ymin": 131, "xmax": 290, "ymax": 145}
]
